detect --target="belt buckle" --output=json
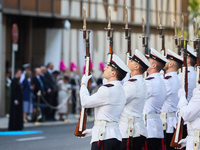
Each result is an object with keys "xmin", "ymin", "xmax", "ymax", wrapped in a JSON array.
[
  {"xmin": 98, "ymin": 121, "xmax": 106, "ymax": 141},
  {"xmin": 193, "ymin": 130, "xmax": 200, "ymax": 150}
]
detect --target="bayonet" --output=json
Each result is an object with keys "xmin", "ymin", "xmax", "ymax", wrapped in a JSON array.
[
  {"xmin": 180, "ymin": 15, "xmax": 184, "ymax": 50},
  {"xmin": 123, "ymin": 7, "xmax": 131, "ymax": 65},
  {"xmin": 196, "ymin": 21, "xmax": 199, "ymax": 39},
  {"xmin": 83, "ymin": 7, "xmax": 86, "ymax": 42},
  {"xmin": 174, "ymin": 20, "xmax": 178, "ymax": 46},
  {"xmin": 159, "ymin": 13, "xmax": 162, "ymax": 29},
  {"xmin": 156, "ymin": 12, "xmax": 165, "ymax": 55},
  {"xmin": 105, "ymin": 6, "xmax": 114, "ymax": 63},
  {"xmin": 125, "ymin": 7, "xmax": 128, "ymax": 39},
  {"xmin": 194, "ymin": 18, "xmax": 196, "ymax": 39}
]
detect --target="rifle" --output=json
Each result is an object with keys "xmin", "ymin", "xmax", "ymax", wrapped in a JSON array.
[
  {"xmin": 174, "ymin": 20, "xmax": 182, "ymax": 74},
  {"xmin": 170, "ymin": 15, "xmax": 188, "ymax": 148},
  {"xmin": 192, "ymin": 19, "xmax": 200, "ymax": 88},
  {"xmin": 105, "ymin": 6, "xmax": 114, "ymax": 63},
  {"xmin": 74, "ymin": 7, "xmax": 91, "ymax": 137},
  {"xmin": 123, "ymin": 7, "xmax": 132, "ymax": 65},
  {"xmin": 139, "ymin": 18, "xmax": 149, "ymax": 78},
  {"xmin": 173, "ymin": 20, "xmax": 181, "ymax": 56},
  {"xmin": 157, "ymin": 13, "xmax": 165, "ymax": 56}
]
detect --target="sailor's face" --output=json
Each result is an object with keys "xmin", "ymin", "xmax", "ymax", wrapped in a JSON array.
[
  {"xmin": 162, "ymin": 61, "xmax": 169, "ymax": 71},
  {"xmin": 102, "ymin": 65, "xmax": 112, "ymax": 79},
  {"xmin": 147, "ymin": 58, "xmax": 153, "ymax": 72},
  {"xmin": 128, "ymin": 59, "xmax": 137, "ymax": 71}
]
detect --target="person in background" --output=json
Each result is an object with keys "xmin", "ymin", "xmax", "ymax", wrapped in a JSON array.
[
  {"xmin": 57, "ymin": 60, "xmax": 69, "ymax": 81},
  {"xmin": 22, "ymin": 70, "xmax": 33, "ymax": 123},
  {"xmin": 8, "ymin": 69, "xmax": 23, "ymax": 131},
  {"xmin": 57, "ymin": 75, "xmax": 70, "ymax": 121},
  {"xmin": 45, "ymin": 62, "xmax": 58, "ymax": 120},
  {"xmin": 20, "ymin": 63, "xmax": 30, "ymax": 83},
  {"xmin": 5, "ymin": 71, "xmax": 12, "ymax": 115},
  {"xmin": 96, "ymin": 62, "xmax": 105, "ymax": 87}
]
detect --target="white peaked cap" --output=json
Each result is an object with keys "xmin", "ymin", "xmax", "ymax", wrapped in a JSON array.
[
  {"xmin": 109, "ymin": 54, "xmax": 131, "ymax": 73},
  {"xmin": 187, "ymin": 45, "xmax": 197, "ymax": 59},
  {"xmin": 167, "ymin": 49, "xmax": 183, "ymax": 64},
  {"xmin": 22, "ymin": 63, "xmax": 30, "ymax": 68},
  {"xmin": 149, "ymin": 48, "xmax": 169, "ymax": 63},
  {"xmin": 129, "ymin": 49, "xmax": 151, "ymax": 70}
]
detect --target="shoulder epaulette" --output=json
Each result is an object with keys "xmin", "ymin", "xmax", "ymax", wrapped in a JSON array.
[
  {"xmin": 128, "ymin": 79, "xmax": 137, "ymax": 82},
  {"xmin": 145, "ymin": 77, "xmax": 155, "ymax": 80},
  {"xmin": 103, "ymin": 84, "xmax": 114, "ymax": 87},
  {"xmin": 164, "ymin": 76, "xmax": 172, "ymax": 79}
]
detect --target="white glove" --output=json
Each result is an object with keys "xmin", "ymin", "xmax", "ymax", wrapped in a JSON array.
[
  {"xmin": 178, "ymin": 87, "xmax": 186, "ymax": 99},
  {"xmin": 178, "ymin": 137, "xmax": 187, "ymax": 149},
  {"xmin": 82, "ymin": 129, "xmax": 92, "ymax": 138},
  {"xmin": 81, "ymin": 75, "xmax": 92, "ymax": 86}
]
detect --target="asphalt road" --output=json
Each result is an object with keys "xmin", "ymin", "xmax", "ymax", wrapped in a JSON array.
[{"xmin": 0, "ymin": 122, "xmax": 93, "ymax": 150}]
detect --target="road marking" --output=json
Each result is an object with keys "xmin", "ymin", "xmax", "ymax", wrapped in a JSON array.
[
  {"xmin": 0, "ymin": 131, "xmax": 43, "ymax": 135},
  {"xmin": 16, "ymin": 136, "xmax": 46, "ymax": 142}
]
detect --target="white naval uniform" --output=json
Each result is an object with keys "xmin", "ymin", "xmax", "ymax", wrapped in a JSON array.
[
  {"xmin": 143, "ymin": 73, "xmax": 167, "ymax": 138},
  {"xmin": 20, "ymin": 71, "xmax": 26, "ymax": 83},
  {"xmin": 178, "ymin": 66, "xmax": 196, "ymax": 102},
  {"xmin": 80, "ymin": 80, "xmax": 126, "ymax": 144},
  {"xmin": 178, "ymin": 87, "xmax": 200, "ymax": 150},
  {"xmin": 161, "ymin": 72, "xmax": 181, "ymax": 133},
  {"xmin": 119, "ymin": 75, "xmax": 148, "ymax": 138}
]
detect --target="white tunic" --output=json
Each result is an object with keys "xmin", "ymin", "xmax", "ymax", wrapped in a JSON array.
[
  {"xmin": 80, "ymin": 80, "xmax": 126, "ymax": 144},
  {"xmin": 178, "ymin": 87, "xmax": 200, "ymax": 150},
  {"xmin": 162, "ymin": 72, "xmax": 181, "ymax": 133},
  {"xmin": 20, "ymin": 71, "xmax": 26, "ymax": 83},
  {"xmin": 178, "ymin": 66, "xmax": 196, "ymax": 102},
  {"xmin": 143, "ymin": 73, "xmax": 167, "ymax": 138},
  {"xmin": 119, "ymin": 75, "xmax": 148, "ymax": 138}
]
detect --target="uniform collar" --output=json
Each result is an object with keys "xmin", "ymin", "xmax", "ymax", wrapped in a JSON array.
[
  {"xmin": 188, "ymin": 66, "xmax": 195, "ymax": 72},
  {"xmin": 147, "ymin": 72, "xmax": 160, "ymax": 78},
  {"xmin": 108, "ymin": 80, "xmax": 121, "ymax": 85},
  {"xmin": 165, "ymin": 71, "xmax": 177, "ymax": 77},
  {"xmin": 130, "ymin": 74, "xmax": 143, "ymax": 80}
]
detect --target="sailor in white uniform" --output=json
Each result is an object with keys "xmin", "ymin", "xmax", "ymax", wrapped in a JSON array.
[
  {"xmin": 20, "ymin": 63, "xmax": 30, "ymax": 83},
  {"xmin": 143, "ymin": 48, "xmax": 169, "ymax": 150},
  {"xmin": 80, "ymin": 54, "xmax": 131, "ymax": 150},
  {"xmin": 119, "ymin": 49, "xmax": 151, "ymax": 150},
  {"xmin": 178, "ymin": 80, "xmax": 200, "ymax": 150},
  {"xmin": 161, "ymin": 49, "xmax": 183, "ymax": 150},
  {"xmin": 178, "ymin": 45, "xmax": 197, "ymax": 139},
  {"xmin": 178, "ymin": 45, "xmax": 197, "ymax": 102}
]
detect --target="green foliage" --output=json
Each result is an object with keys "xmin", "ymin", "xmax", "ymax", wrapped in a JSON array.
[{"xmin": 188, "ymin": 0, "xmax": 200, "ymax": 18}]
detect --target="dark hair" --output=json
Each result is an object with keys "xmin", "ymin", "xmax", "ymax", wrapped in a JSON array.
[
  {"xmin": 111, "ymin": 67, "xmax": 127, "ymax": 81},
  {"xmin": 46, "ymin": 62, "xmax": 52, "ymax": 68},
  {"xmin": 15, "ymin": 69, "xmax": 21, "ymax": 74},
  {"xmin": 25, "ymin": 70, "xmax": 32, "ymax": 78},
  {"xmin": 63, "ymin": 75, "xmax": 69, "ymax": 81},
  {"xmin": 156, "ymin": 61, "xmax": 165, "ymax": 72},
  {"xmin": 138, "ymin": 64, "xmax": 147, "ymax": 74},
  {"xmin": 188, "ymin": 56, "xmax": 196, "ymax": 67},
  {"xmin": 53, "ymin": 70, "xmax": 60, "ymax": 75}
]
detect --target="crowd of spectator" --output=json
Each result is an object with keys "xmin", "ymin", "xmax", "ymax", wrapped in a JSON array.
[{"xmin": 6, "ymin": 60, "xmax": 105, "ymax": 131}]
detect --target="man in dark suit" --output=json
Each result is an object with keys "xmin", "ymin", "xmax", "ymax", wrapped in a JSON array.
[
  {"xmin": 9, "ymin": 69, "xmax": 23, "ymax": 131},
  {"xmin": 45, "ymin": 62, "xmax": 58, "ymax": 120}
]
